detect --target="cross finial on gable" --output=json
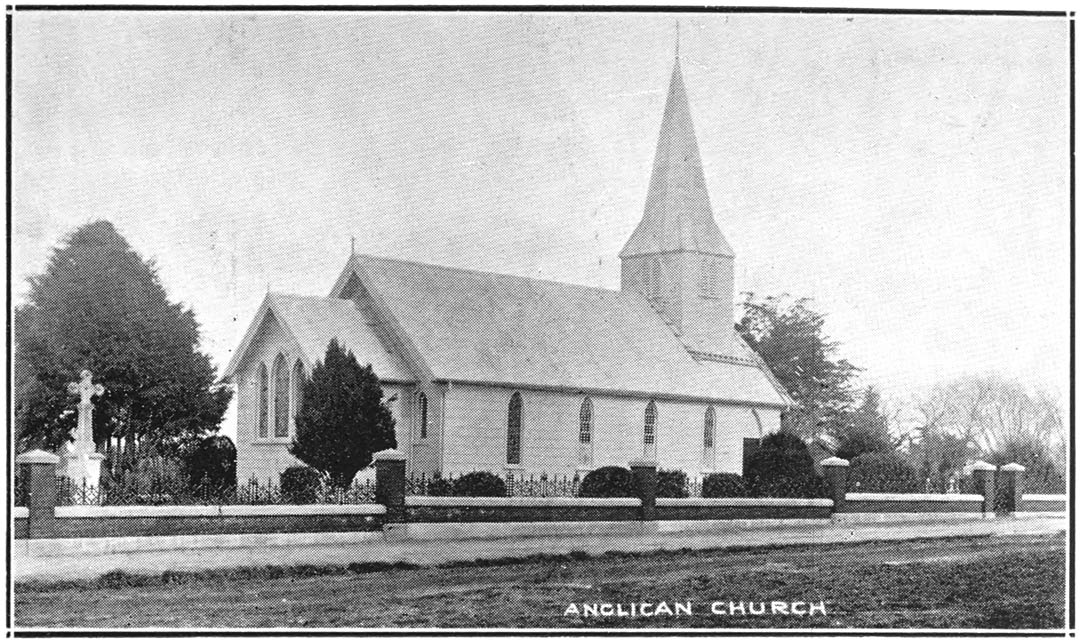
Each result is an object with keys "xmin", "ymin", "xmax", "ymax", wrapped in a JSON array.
[{"xmin": 351, "ymin": 236, "xmax": 356, "ymax": 255}]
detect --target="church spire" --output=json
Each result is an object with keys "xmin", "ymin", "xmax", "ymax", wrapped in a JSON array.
[
  {"xmin": 619, "ymin": 46, "xmax": 733, "ymax": 259},
  {"xmin": 619, "ymin": 44, "xmax": 737, "ymax": 358}
]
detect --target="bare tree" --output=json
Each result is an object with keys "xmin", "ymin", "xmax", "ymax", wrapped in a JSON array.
[{"xmin": 910, "ymin": 374, "xmax": 1063, "ymax": 458}]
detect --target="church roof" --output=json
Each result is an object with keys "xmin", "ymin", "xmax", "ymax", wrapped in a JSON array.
[
  {"xmin": 620, "ymin": 56, "xmax": 734, "ymax": 259},
  {"xmin": 323, "ymin": 254, "xmax": 787, "ymax": 407},
  {"xmin": 223, "ymin": 292, "xmax": 415, "ymax": 382}
]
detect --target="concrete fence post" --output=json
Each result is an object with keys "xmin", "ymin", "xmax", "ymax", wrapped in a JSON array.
[
  {"xmin": 16, "ymin": 449, "xmax": 60, "ymax": 539},
  {"xmin": 820, "ymin": 456, "xmax": 850, "ymax": 515},
  {"xmin": 969, "ymin": 460, "xmax": 997, "ymax": 517},
  {"xmin": 373, "ymin": 449, "xmax": 407, "ymax": 522},
  {"xmin": 999, "ymin": 463, "xmax": 1026, "ymax": 515},
  {"xmin": 628, "ymin": 459, "xmax": 658, "ymax": 521}
]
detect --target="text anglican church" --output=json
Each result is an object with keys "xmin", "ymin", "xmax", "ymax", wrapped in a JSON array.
[{"xmin": 224, "ymin": 49, "xmax": 791, "ymax": 484}]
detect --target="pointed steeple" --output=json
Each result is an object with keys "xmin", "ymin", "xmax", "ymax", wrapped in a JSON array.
[{"xmin": 619, "ymin": 53, "xmax": 733, "ymax": 259}]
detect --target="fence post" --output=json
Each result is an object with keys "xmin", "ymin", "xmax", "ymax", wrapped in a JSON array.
[
  {"xmin": 373, "ymin": 449, "xmax": 407, "ymax": 523},
  {"xmin": 820, "ymin": 456, "xmax": 849, "ymax": 515},
  {"xmin": 628, "ymin": 459, "xmax": 658, "ymax": 521},
  {"xmin": 16, "ymin": 450, "xmax": 60, "ymax": 539},
  {"xmin": 999, "ymin": 463, "xmax": 1026, "ymax": 515},
  {"xmin": 969, "ymin": 460, "xmax": 997, "ymax": 518}
]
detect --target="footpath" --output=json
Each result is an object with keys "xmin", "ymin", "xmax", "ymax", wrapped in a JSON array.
[{"xmin": 12, "ymin": 515, "xmax": 1065, "ymax": 584}]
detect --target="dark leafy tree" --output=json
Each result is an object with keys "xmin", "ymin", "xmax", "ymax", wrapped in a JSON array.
[
  {"xmin": 737, "ymin": 294, "xmax": 859, "ymax": 439},
  {"xmin": 291, "ymin": 339, "xmax": 397, "ymax": 487},
  {"xmin": 834, "ymin": 387, "xmax": 897, "ymax": 460},
  {"xmin": 14, "ymin": 220, "xmax": 232, "ymax": 454}
]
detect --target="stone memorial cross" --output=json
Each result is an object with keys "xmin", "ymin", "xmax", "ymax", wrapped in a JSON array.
[{"xmin": 63, "ymin": 369, "xmax": 106, "ymax": 486}]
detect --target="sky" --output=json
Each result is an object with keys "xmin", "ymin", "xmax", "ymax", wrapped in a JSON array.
[{"xmin": 12, "ymin": 11, "xmax": 1071, "ymax": 437}]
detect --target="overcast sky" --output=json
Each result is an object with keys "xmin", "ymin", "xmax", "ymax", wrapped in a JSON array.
[{"xmin": 13, "ymin": 11, "xmax": 1071, "ymax": 431}]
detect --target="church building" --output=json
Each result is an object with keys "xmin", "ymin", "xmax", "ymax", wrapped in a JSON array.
[{"xmin": 224, "ymin": 51, "xmax": 791, "ymax": 485}]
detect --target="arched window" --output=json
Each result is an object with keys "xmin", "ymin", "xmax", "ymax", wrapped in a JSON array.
[
  {"xmin": 643, "ymin": 400, "xmax": 657, "ymax": 457},
  {"xmin": 292, "ymin": 360, "xmax": 305, "ymax": 431},
  {"xmin": 417, "ymin": 392, "xmax": 429, "ymax": 439},
  {"xmin": 579, "ymin": 398, "xmax": 593, "ymax": 444},
  {"xmin": 273, "ymin": 354, "xmax": 289, "ymax": 438},
  {"xmin": 507, "ymin": 392, "xmax": 522, "ymax": 465},
  {"xmin": 257, "ymin": 363, "xmax": 269, "ymax": 438},
  {"xmin": 704, "ymin": 406, "xmax": 716, "ymax": 448}
]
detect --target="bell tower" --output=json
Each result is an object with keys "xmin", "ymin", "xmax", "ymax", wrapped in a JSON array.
[{"xmin": 620, "ymin": 46, "xmax": 735, "ymax": 357}]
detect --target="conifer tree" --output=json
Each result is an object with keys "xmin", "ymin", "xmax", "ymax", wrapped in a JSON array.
[
  {"xmin": 291, "ymin": 339, "xmax": 397, "ymax": 487},
  {"xmin": 737, "ymin": 293, "xmax": 859, "ymax": 439},
  {"xmin": 14, "ymin": 220, "xmax": 231, "ymax": 453}
]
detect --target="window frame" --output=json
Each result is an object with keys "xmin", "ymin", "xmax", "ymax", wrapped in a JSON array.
[
  {"xmin": 257, "ymin": 363, "xmax": 269, "ymax": 439},
  {"xmin": 507, "ymin": 392, "xmax": 523, "ymax": 466},
  {"xmin": 272, "ymin": 354, "xmax": 289, "ymax": 438},
  {"xmin": 643, "ymin": 400, "xmax": 657, "ymax": 458},
  {"xmin": 417, "ymin": 392, "xmax": 429, "ymax": 440}
]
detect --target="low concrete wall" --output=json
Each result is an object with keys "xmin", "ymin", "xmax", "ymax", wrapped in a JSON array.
[
  {"xmin": 404, "ymin": 496, "xmax": 641, "ymax": 523},
  {"xmin": 1020, "ymin": 494, "xmax": 1066, "ymax": 514},
  {"xmin": 655, "ymin": 497, "xmax": 833, "ymax": 521},
  {"xmin": 27, "ymin": 505, "xmax": 386, "ymax": 539},
  {"xmin": 840, "ymin": 493, "xmax": 984, "ymax": 514}
]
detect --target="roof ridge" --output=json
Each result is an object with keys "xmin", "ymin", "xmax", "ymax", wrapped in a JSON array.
[{"xmin": 351, "ymin": 252, "xmax": 636, "ymax": 299}]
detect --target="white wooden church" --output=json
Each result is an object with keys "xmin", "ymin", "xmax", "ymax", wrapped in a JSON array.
[{"xmin": 224, "ymin": 52, "xmax": 791, "ymax": 484}]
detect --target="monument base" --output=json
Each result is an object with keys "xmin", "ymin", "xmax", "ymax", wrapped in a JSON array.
[{"xmin": 61, "ymin": 449, "xmax": 105, "ymax": 488}]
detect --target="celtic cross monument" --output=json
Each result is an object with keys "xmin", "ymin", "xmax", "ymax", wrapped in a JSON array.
[{"xmin": 63, "ymin": 369, "xmax": 106, "ymax": 487}]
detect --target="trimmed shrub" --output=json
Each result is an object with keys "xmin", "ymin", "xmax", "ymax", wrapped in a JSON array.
[
  {"xmin": 578, "ymin": 466, "xmax": 635, "ymax": 498},
  {"xmin": 280, "ymin": 466, "xmax": 323, "ymax": 504},
  {"xmin": 425, "ymin": 475, "xmax": 453, "ymax": 497},
  {"xmin": 657, "ymin": 469, "xmax": 689, "ymax": 498},
  {"xmin": 702, "ymin": 472, "xmax": 746, "ymax": 498},
  {"xmin": 745, "ymin": 431, "xmax": 821, "ymax": 498},
  {"xmin": 183, "ymin": 435, "xmax": 237, "ymax": 496},
  {"xmin": 848, "ymin": 452, "xmax": 921, "ymax": 493},
  {"xmin": 451, "ymin": 471, "xmax": 506, "ymax": 497}
]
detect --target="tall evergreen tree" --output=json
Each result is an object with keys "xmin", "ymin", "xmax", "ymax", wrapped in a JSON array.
[
  {"xmin": 737, "ymin": 293, "xmax": 859, "ymax": 439},
  {"xmin": 834, "ymin": 386, "xmax": 897, "ymax": 460},
  {"xmin": 14, "ymin": 221, "xmax": 232, "ymax": 453},
  {"xmin": 291, "ymin": 339, "xmax": 397, "ymax": 487}
]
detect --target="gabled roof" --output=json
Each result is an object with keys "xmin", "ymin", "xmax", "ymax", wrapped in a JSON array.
[
  {"xmin": 222, "ymin": 292, "xmax": 414, "ymax": 382},
  {"xmin": 620, "ymin": 57, "xmax": 734, "ymax": 259},
  {"xmin": 328, "ymin": 254, "xmax": 788, "ymax": 407}
]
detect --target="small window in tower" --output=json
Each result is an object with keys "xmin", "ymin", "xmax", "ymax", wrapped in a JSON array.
[
  {"xmin": 650, "ymin": 259, "xmax": 662, "ymax": 300},
  {"xmin": 700, "ymin": 257, "xmax": 719, "ymax": 299}
]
